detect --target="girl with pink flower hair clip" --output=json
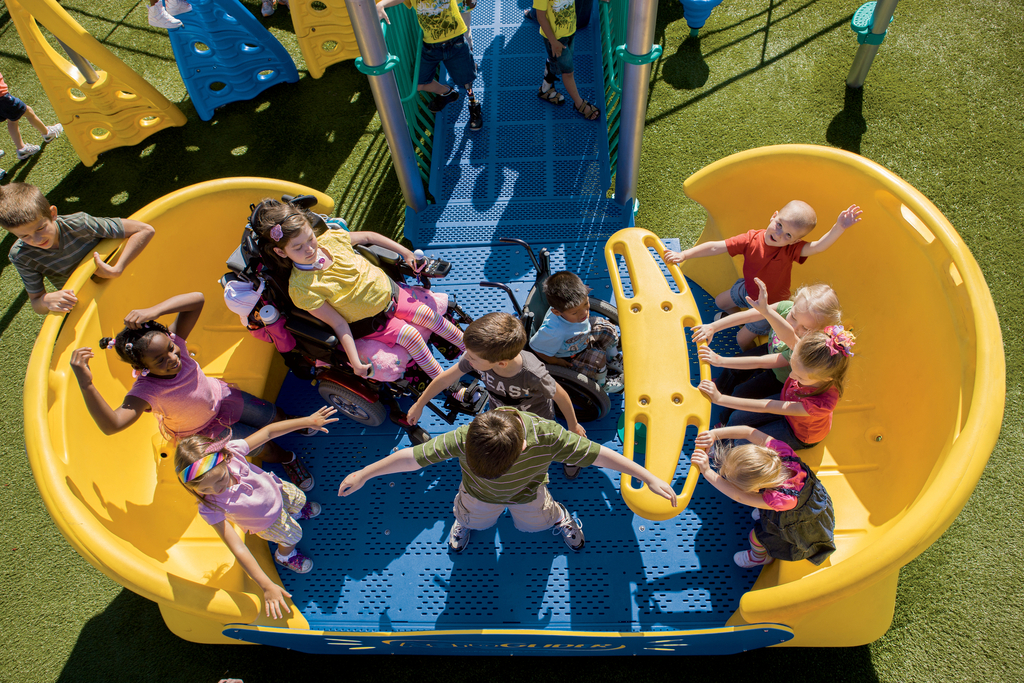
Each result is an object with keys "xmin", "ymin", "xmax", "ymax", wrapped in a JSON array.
[{"xmin": 699, "ymin": 325, "xmax": 855, "ymax": 452}]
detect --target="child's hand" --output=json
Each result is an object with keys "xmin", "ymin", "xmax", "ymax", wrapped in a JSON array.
[
  {"xmin": 836, "ymin": 204, "xmax": 863, "ymax": 230},
  {"xmin": 375, "ymin": 1, "xmax": 391, "ymax": 23},
  {"xmin": 663, "ymin": 250, "xmax": 685, "ymax": 265},
  {"xmin": 645, "ymin": 476, "xmax": 678, "ymax": 506},
  {"xmin": 694, "ymin": 430, "xmax": 715, "ymax": 451},
  {"xmin": 570, "ymin": 423, "xmax": 587, "ymax": 437},
  {"xmin": 691, "ymin": 323, "xmax": 715, "ymax": 344},
  {"xmin": 550, "ymin": 39, "xmax": 563, "ymax": 57},
  {"xmin": 43, "ymin": 289, "xmax": 78, "ymax": 313},
  {"xmin": 697, "ymin": 346, "xmax": 721, "ymax": 366},
  {"xmin": 743, "ymin": 277, "xmax": 770, "ymax": 315},
  {"xmin": 691, "ymin": 448, "xmax": 711, "ymax": 474},
  {"xmin": 698, "ymin": 379, "xmax": 721, "ymax": 402},
  {"xmin": 338, "ymin": 471, "xmax": 367, "ymax": 496},
  {"xmin": 91, "ymin": 252, "xmax": 122, "ymax": 279},
  {"xmin": 406, "ymin": 402, "xmax": 423, "ymax": 426},
  {"xmin": 351, "ymin": 358, "xmax": 373, "ymax": 378},
  {"xmin": 304, "ymin": 406, "xmax": 339, "ymax": 433},
  {"xmin": 70, "ymin": 347, "xmax": 95, "ymax": 385},
  {"xmin": 124, "ymin": 307, "xmax": 159, "ymax": 329},
  {"xmin": 262, "ymin": 584, "xmax": 293, "ymax": 620}
]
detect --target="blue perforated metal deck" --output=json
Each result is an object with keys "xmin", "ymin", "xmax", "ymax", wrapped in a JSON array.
[{"xmin": 253, "ymin": 0, "xmax": 761, "ymax": 644}]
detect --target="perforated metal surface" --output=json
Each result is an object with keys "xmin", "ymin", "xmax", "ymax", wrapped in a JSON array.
[{"xmin": 265, "ymin": 276, "xmax": 756, "ymax": 634}]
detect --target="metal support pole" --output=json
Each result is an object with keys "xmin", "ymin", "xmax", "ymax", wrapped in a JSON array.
[
  {"xmin": 613, "ymin": 0, "xmax": 658, "ymax": 209},
  {"xmin": 56, "ymin": 37, "xmax": 98, "ymax": 84},
  {"xmin": 344, "ymin": 0, "xmax": 427, "ymax": 212},
  {"xmin": 846, "ymin": 0, "xmax": 899, "ymax": 88}
]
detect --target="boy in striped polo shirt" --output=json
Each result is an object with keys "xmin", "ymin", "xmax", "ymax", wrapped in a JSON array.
[
  {"xmin": 338, "ymin": 408, "xmax": 676, "ymax": 551},
  {"xmin": 1, "ymin": 182, "xmax": 155, "ymax": 315}
]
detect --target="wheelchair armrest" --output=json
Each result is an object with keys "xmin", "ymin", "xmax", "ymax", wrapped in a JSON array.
[
  {"xmin": 355, "ymin": 243, "xmax": 402, "ymax": 268},
  {"xmin": 285, "ymin": 315, "xmax": 338, "ymax": 348},
  {"xmin": 226, "ymin": 244, "xmax": 248, "ymax": 274}
]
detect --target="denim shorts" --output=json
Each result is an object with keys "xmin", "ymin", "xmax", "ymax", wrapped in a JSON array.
[
  {"xmin": 418, "ymin": 33, "xmax": 477, "ymax": 88},
  {"xmin": 0, "ymin": 93, "xmax": 27, "ymax": 122},
  {"xmin": 728, "ymin": 278, "xmax": 772, "ymax": 336},
  {"xmin": 544, "ymin": 33, "xmax": 576, "ymax": 76}
]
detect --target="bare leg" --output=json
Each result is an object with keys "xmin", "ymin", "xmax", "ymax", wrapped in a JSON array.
[
  {"xmin": 736, "ymin": 326, "xmax": 758, "ymax": 351},
  {"xmin": 21, "ymin": 106, "xmax": 49, "ymax": 136},
  {"xmin": 562, "ymin": 72, "xmax": 583, "ymax": 108},
  {"xmin": 714, "ymin": 290, "xmax": 740, "ymax": 313},
  {"xmin": 6, "ymin": 120, "xmax": 25, "ymax": 149}
]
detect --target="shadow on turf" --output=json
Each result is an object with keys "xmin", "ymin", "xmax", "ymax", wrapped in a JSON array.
[
  {"xmin": 56, "ymin": 588, "xmax": 882, "ymax": 683},
  {"xmin": 826, "ymin": 86, "xmax": 868, "ymax": 154}
]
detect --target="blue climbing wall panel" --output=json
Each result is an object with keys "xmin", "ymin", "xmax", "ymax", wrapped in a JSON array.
[{"xmin": 225, "ymin": 0, "xmax": 788, "ymax": 654}]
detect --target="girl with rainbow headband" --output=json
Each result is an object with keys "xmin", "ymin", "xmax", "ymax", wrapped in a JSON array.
[
  {"xmin": 175, "ymin": 407, "xmax": 338, "ymax": 619},
  {"xmin": 251, "ymin": 199, "xmax": 465, "ymax": 380},
  {"xmin": 699, "ymin": 324, "xmax": 855, "ymax": 451},
  {"xmin": 69, "ymin": 292, "xmax": 315, "ymax": 491}
]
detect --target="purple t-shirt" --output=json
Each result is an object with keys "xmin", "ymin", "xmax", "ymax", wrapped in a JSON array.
[{"xmin": 197, "ymin": 440, "xmax": 284, "ymax": 533}]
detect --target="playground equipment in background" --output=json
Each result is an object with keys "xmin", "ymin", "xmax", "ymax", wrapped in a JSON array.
[
  {"xmin": 289, "ymin": 0, "xmax": 361, "ymax": 79},
  {"xmin": 24, "ymin": 147, "xmax": 1004, "ymax": 651},
  {"xmin": 6, "ymin": 0, "xmax": 187, "ymax": 166},
  {"xmin": 606, "ymin": 227, "xmax": 707, "ymax": 521},
  {"xmin": 678, "ymin": 0, "xmax": 724, "ymax": 36},
  {"xmin": 167, "ymin": 0, "xmax": 299, "ymax": 121}
]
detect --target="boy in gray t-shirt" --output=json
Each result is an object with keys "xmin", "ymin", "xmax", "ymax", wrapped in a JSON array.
[{"xmin": 408, "ymin": 312, "xmax": 587, "ymax": 478}]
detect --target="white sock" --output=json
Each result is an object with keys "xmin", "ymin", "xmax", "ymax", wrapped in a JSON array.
[{"xmin": 276, "ymin": 548, "xmax": 296, "ymax": 561}]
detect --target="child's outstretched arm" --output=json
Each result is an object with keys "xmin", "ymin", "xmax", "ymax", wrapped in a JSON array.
[
  {"xmin": 698, "ymin": 346, "xmax": 789, "ymax": 371},
  {"xmin": 407, "ymin": 363, "xmax": 465, "ymax": 425},
  {"xmin": 699, "ymin": 380, "xmax": 810, "ymax": 417},
  {"xmin": 210, "ymin": 520, "xmax": 292, "ymax": 620},
  {"xmin": 338, "ymin": 446, "xmax": 423, "ymax": 496},
  {"xmin": 663, "ymin": 240, "xmax": 728, "ymax": 265},
  {"xmin": 553, "ymin": 383, "xmax": 585, "ymax": 437},
  {"xmin": 800, "ymin": 204, "xmax": 863, "ymax": 257},
  {"xmin": 69, "ymin": 347, "xmax": 148, "ymax": 435},
  {"xmin": 690, "ymin": 302, "xmax": 785, "ymax": 344},
  {"xmin": 123, "ymin": 291, "xmax": 205, "ymax": 340},
  {"xmin": 309, "ymin": 303, "xmax": 373, "ymax": 377},
  {"xmin": 744, "ymin": 277, "xmax": 798, "ymax": 348},
  {"xmin": 91, "ymin": 219, "xmax": 155, "ymax": 280},
  {"xmin": 243, "ymin": 407, "xmax": 338, "ymax": 452},
  {"xmin": 349, "ymin": 231, "xmax": 418, "ymax": 271},
  {"xmin": 592, "ymin": 446, "xmax": 677, "ymax": 505},
  {"xmin": 29, "ymin": 288, "xmax": 78, "ymax": 315}
]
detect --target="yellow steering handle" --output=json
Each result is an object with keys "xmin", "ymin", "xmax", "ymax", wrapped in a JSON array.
[{"xmin": 604, "ymin": 228, "xmax": 711, "ymax": 521}]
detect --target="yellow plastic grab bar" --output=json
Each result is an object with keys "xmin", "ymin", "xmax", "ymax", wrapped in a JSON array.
[{"xmin": 604, "ymin": 228, "xmax": 711, "ymax": 521}]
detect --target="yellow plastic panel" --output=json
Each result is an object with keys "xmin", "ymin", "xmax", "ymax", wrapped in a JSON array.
[
  {"xmin": 25, "ymin": 179, "xmax": 332, "ymax": 636},
  {"xmin": 605, "ymin": 228, "xmax": 710, "ymax": 520},
  {"xmin": 8, "ymin": 0, "xmax": 187, "ymax": 166},
  {"xmin": 680, "ymin": 145, "xmax": 1003, "ymax": 642},
  {"xmin": 290, "ymin": 0, "xmax": 361, "ymax": 79}
]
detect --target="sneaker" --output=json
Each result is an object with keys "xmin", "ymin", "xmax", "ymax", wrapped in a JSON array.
[
  {"xmin": 275, "ymin": 549, "xmax": 314, "ymax": 573},
  {"xmin": 428, "ymin": 87, "xmax": 459, "ymax": 113},
  {"xmin": 281, "ymin": 452, "xmax": 315, "ymax": 492},
  {"xmin": 605, "ymin": 353, "xmax": 624, "ymax": 375},
  {"xmin": 448, "ymin": 519, "xmax": 471, "ymax": 552},
  {"xmin": 42, "ymin": 124, "xmax": 63, "ymax": 143},
  {"xmin": 603, "ymin": 374, "xmax": 625, "ymax": 394},
  {"xmin": 261, "ymin": 0, "xmax": 275, "ymax": 16},
  {"xmin": 0, "ymin": 149, "xmax": 4, "ymax": 159},
  {"xmin": 552, "ymin": 505, "xmax": 585, "ymax": 550},
  {"xmin": 468, "ymin": 101, "xmax": 483, "ymax": 131},
  {"xmin": 16, "ymin": 144, "xmax": 40, "ymax": 160},
  {"xmin": 296, "ymin": 501, "xmax": 321, "ymax": 520},
  {"xmin": 713, "ymin": 311, "xmax": 729, "ymax": 322},
  {"xmin": 148, "ymin": 2, "xmax": 183, "ymax": 28},
  {"xmin": 734, "ymin": 549, "xmax": 774, "ymax": 569},
  {"xmin": 164, "ymin": 0, "xmax": 192, "ymax": 15},
  {"xmin": 563, "ymin": 463, "xmax": 581, "ymax": 480}
]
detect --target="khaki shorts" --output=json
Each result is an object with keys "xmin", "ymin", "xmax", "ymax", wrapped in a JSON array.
[
  {"xmin": 453, "ymin": 483, "xmax": 565, "ymax": 533},
  {"xmin": 255, "ymin": 481, "xmax": 306, "ymax": 546}
]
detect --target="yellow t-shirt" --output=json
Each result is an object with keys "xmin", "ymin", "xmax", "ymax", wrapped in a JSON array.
[
  {"xmin": 533, "ymin": 0, "xmax": 576, "ymax": 40},
  {"xmin": 288, "ymin": 229, "xmax": 393, "ymax": 322},
  {"xmin": 403, "ymin": 0, "xmax": 467, "ymax": 44}
]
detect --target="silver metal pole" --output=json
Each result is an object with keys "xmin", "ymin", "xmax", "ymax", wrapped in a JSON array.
[
  {"xmin": 56, "ymin": 37, "xmax": 98, "ymax": 84},
  {"xmin": 613, "ymin": 0, "xmax": 658, "ymax": 209},
  {"xmin": 344, "ymin": 0, "xmax": 427, "ymax": 212},
  {"xmin": 846, "ymin": 0, "xmax": 899, "ymax": 88}
]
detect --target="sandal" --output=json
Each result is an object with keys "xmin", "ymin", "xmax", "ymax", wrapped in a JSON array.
[
  {"xmin": 574, "ymin": 99, "xmax": 600, "ymax": 121},
  {"xmin": 538, "ymin": 85, "xmax": 565, "ymax": 106}
]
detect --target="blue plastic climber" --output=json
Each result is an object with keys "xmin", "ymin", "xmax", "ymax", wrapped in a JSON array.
[
  {"xmin": 167, "ymin": 0, "xmax": 299, "ymax": 121},
  {"xmin": 678, "ymin": 0, "xmax": 723, "ymax": 36}
]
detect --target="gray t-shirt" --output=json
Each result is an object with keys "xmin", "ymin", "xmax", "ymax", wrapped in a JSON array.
[
  {"xmin": 9, "ymin": 212, "xmax": 124, "ymax": 293},
  {"xmin": 458, "ymin": 350, "xmax": 557, "ymax": 418}
]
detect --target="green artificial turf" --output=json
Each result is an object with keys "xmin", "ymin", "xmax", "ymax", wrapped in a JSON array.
[{"xmin": 0, "ymin": 1, "xmax": 1021, "ymax": 681}]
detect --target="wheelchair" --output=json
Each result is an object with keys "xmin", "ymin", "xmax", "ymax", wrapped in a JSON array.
[
  {"xmin": 220, "ymin": 195, "xmax": 486, "ymax": 444},
  {"xmin": 480, "ymin": 238, "xmax": 621, "ymax": 423}
]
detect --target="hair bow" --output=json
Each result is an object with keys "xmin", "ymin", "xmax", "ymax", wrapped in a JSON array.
[
  {"xmin": 270, "ymin": 224, "xmax": 284, "ymax": 242},
  {"xmin": 824, "ymin": 325, "xmax": 856, "ymax": 357}
]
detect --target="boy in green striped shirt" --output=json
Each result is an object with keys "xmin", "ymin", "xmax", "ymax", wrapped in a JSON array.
[{"xmin": 338, "ymin": 408, "xmax": 676, "ymax": 551}]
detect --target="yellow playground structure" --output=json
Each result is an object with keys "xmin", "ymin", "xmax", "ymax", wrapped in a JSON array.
[{"xmin": 24, "ymin": 147, "xmax": 1004, "ymax": 650}]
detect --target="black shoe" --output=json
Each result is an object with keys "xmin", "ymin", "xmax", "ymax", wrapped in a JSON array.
[
  {"xmin": 468, "ymin": 101, "xmax": 483, "ymax": 131},
  {"xmin": 429, "ymin": 87, "xmax": 459, "ymax": 113}
]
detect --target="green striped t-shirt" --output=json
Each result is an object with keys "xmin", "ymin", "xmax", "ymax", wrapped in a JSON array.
[{"xmin": 413, "ymin": 411, "xmax": 601, "ymax": 504}]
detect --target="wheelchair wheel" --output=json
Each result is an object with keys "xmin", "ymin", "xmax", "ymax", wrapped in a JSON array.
[
  {"xmin": 318, "ymin": 379, "xmax": 387, "ymax": 427},
  {"xmin": 547, "ymin": 365, "xmax": 611, "ymax": 423}
]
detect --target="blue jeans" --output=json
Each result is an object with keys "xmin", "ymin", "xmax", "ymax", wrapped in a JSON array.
[
  {"xmin": 728, "ymin": 278, "xmax": 772, "ymax": 336},
  {"xmin": 418, "ymin": 33, "xmax": 477, "ymax": 88}
]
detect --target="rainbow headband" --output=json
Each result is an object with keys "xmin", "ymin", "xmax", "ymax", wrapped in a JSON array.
[{"xmin": 177, "ymin": 452, "xmax": 226, "ymax": 483}]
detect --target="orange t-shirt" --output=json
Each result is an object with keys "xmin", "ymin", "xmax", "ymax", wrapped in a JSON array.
[{"xmin": 725, "ymin": 229, "xmax": 808, "ymax": 304}]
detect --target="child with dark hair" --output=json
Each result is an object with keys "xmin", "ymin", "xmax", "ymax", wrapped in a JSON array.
[
  {"xmin": 69, "ymin": 292, "xmax": 316, "ymax": 491},
  {"xmin": 339, "ymin": 408, "xmax": 677, "ymax": 552},
  {"xmin": 529, "ymin": 271, "xmax": 622, "ymax": 393}
]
